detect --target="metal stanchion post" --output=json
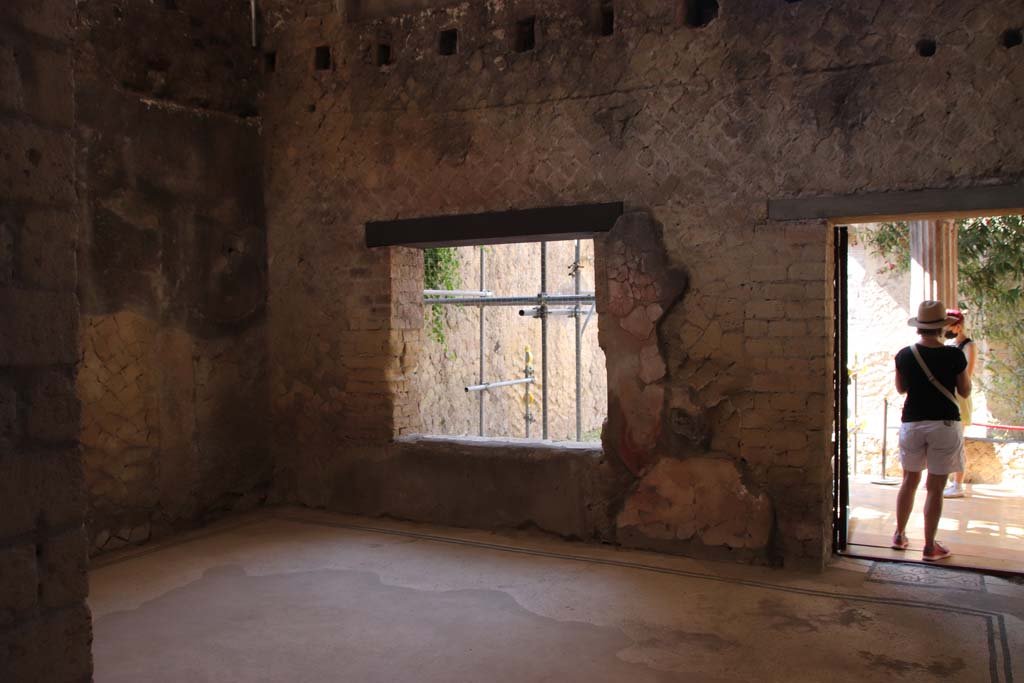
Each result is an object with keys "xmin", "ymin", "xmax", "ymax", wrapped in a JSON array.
[{"xmin": 872, "ymin": 397, "xmax": 899, "ymax": 485}]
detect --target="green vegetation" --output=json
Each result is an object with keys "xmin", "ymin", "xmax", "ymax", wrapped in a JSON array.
[
  {"xmin": 423, "ymin": 247, "xmax": 461, "ymax": 345},
  {"xmin": 866, "ymin": 216, "xmax": 1024, "ymax": 425}
]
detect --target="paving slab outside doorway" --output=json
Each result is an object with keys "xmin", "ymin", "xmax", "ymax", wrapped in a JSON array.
[
  {"xmin": 90, "ymin": 508, "xmax": 1023, "ymax": 682},
  {"xmin": 848, "ymin": 477, "xmax": 1024, "ymax": 572}
]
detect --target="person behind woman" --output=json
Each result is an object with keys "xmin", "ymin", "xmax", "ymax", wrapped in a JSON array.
[
  {"xmin": 943, "ymin": 308, "xmax": 978, "ymax": 498},
  {"xmin": 891, "ymin": 300, "xmax": 972, "ymax": 562}
]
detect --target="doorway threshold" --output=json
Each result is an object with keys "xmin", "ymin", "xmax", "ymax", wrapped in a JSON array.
[{"xmin": 841, "ymin": 543, "xmax": 1024, "ymax": 578}]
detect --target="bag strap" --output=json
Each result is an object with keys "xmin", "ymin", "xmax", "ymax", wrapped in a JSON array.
[{"xmin": 909, "ymin": 344, "xmax": 961, "ymax": 411}]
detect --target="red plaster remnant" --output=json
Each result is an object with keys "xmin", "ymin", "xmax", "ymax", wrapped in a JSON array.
[
  {"xmin": 598, "ymin": 211, "xmax": 686, "ymax": 476},
  {"xmin": 618, "ymin": 458, "xmax": 772, "ymax": 549},
  {"xmin": 599, "ymin": 213, "xmax": 773, "ymax": 556}
]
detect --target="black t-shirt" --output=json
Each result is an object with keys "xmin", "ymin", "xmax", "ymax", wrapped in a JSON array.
[{"xmin": 895, "ymin": 344, "xmax": 967, "ymax": 422}]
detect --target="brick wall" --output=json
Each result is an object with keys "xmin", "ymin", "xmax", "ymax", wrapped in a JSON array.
[
  {"xmin": 261, "ymin": 0, "xmax": 1024, "ymax": 567},
  {"xmin": 74, "ymin": 0, "xmax": 270, "ymax": 554},
  {"xmin": 0, "ymin": 1, "xmax": 93, "ymax": 679}
]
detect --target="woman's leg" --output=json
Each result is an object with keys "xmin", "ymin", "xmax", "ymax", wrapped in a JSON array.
[
  {"xmin": 923, "ymin": 472, "xmax": 949, "ymax": 550},
  {"xmin": 896, "ymin": 470, "xmax": 922, "ymax": 534}
]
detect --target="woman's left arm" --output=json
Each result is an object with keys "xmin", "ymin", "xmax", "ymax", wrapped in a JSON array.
[{"xmin": 965, "ymin": 341, "xmax": 978, "ymax": 377}]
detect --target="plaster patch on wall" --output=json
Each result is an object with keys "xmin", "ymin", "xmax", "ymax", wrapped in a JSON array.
[
  {"xmin": 598, "ymin": 211, "xmax": 687, "ymax": 475},
  {"xmin": 617, "ymin": 457, "xmax": 773, "ymax": 550}
]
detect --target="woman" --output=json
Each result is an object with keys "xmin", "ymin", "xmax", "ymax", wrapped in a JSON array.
[
  {"xmin": 891, "ymin": 300, "xmax": 971, "ymax": 562},
  {"xmin": 943, "ymin": 308, "xmax": 978, "ymax": 498}
]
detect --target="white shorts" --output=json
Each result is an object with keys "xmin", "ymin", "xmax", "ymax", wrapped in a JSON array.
[{"xmin": 898, "ymin": 421, "xmax": 964, "ymax": 475}]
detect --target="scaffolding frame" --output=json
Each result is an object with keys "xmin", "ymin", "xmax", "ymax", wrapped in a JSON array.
[{"xmin": 424, "ymin": 240, "xmax": 597, "ymax": 441}]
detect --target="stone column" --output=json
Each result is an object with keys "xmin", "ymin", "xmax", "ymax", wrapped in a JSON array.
[{"xmin": 909, "ymin": 219, "xmax": 958, "ymax": 310}]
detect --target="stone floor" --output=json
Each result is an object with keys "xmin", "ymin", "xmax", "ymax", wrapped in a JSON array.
[
  {"xmin": 89, "ymin": 508, "xmax": 1023, "ymax": 682},
  {"xmin": 849, "ymin": 477, "xmax": 1024, "ymax": 570}
]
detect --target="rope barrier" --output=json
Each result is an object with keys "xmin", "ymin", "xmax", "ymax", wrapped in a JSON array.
[{"xmin": 970, "ymin": 422, "xmax": 1024, "ymax": 432}]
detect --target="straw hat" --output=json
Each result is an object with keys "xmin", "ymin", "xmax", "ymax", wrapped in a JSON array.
[{"xmin": 907, "ymin": 300, "xmax": 958, "ymax": 329}]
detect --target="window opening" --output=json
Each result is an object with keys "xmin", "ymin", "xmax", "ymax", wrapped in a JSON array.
[{"xmin": 421, "ymin": 240, "xmax": 604, "ymax": 442}]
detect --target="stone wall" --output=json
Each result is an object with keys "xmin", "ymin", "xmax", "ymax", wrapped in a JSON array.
[
  {"xmin": 418, "ymin": 239, "xmax": 606, "ymax": 441},
  {"xmin": 74, "ymin": 0, "xmax": 270, "ymax": 554},
  {"xmin": 261, "ymin": 0, "xmax": 1024, "ymax": 567},
  {"xmin": 0, "ymin": 1, "xmax": 93, "ymax": 679}
]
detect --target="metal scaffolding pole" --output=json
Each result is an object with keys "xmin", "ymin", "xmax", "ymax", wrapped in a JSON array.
[
  {"xmin": 574, "ymin": 239, "xmax": 582, "ymax": 442},
  {"xmin": 518, "ymin": 306, "xmax": 580, "ymax": 318},
  {"xmin": 423, "ymin": 289, "xmax": 494, "ymax": 297},
  {"xmin": 524, "ymin": 347, "xmax": 534, "ymax": 438},
  {"xmin": 465, "ymin": 377, "xmax": 535, "ymax": 392},
  {"xmin": 423, "ymin": 294, "xmax": 594, "ymax": 307},
  {"xmin": 478, "ymin": 248, "xmax": 485, "ymax": 436},
  {"xmin": 540, "ymin": 242, "xmax": 549, "ymax": 440}
]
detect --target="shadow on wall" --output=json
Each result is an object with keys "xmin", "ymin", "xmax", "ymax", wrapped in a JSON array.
[{"xmin": 75, "ymin": 0, "xmax": 271, "ymax": 554}]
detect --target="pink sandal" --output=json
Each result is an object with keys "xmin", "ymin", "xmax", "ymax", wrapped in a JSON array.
[
  {"xmin": 891, "ymin": 531, "xmax": 909, "ymax": 550},
  {"xmin": 922, "ymin": 541, "xmax": 952, "ymax": 562}
]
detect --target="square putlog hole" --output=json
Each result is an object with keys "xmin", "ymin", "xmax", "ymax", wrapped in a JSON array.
[
  {"xmin": 439, "ymin": 29, "xmax": 458, "ymax": 56},
  {"xmin": 682, "ymin": 0, "xmax": 718, "ymax": 28},
  {"xmin": 377, "ymin": 43, "xmax": 392, "ymax": 66},
  {"xmin": 314, "ymin": 45, "xmax": 331, "ymax": 70},
  {"xmin": 515, "ymin": 16, "xmax": 536, "ymax": 52},
  {"xmin": 264, "ymin": 51, "xmax": 277, "ymax": 73},
  {"xmin": 600, "ymin": 3, "xmax": 615, "ymax": 37}
]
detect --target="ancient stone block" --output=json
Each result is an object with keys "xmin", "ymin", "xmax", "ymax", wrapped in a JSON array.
[
  {"xmin": 36, "ymin": 448, "xmax": 86, "ymax": 531},
  {"xmin": 0, "ymin": 603, "xmax": 93, "ymax": 683},
  {"xmin": 0, "ymin": 289, "xmax": 78, "ymax": 366},
  {"xmin": 0, "ymin": 377, "xmax": 16, "ymax": 442},
  {"xmin": 787, "ymin": 262, "xmax": 825, "ymax": 282},
  {"xmin": 0, "ymin": 43, "xmax": 20, "ymax": 113},
  {"xmin": 0, "ymin": 0, "xmax": 76, "ymax": 42},
  {"xmin": 0, "ymin": 43, "xmax": 74, "ymax": 127},
  {"xmin": 28, "ymin": 369, "xmax": 79, "ymax": 443},
  {"xmin": 38, "ymin": 529, "xmax": 88, "ymax": 609},
  {"xmin": 0, "ymin": 451, "xmax": 36, "ymax": 540},
  {"xmin": 0, "ymin": 544, "xmax": 36, "ymax": 625},
  {"xmin": 0, "ymin": 447, "xmax": 82, "ymax": 540},
  {"xmin": 0, "ymin": 213, "xmax": 12, "ymax": 286},
  {"xmin": 19, "ymin": 209, "xmax": 77, "ymax": 290},
  {"xmin": 0, "ymin": 121, "xmax": 75, "ymax": 205}
]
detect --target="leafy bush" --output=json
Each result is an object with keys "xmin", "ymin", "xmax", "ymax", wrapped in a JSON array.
[{"xmin": 423, "ymin": 247, "xmax": 461, "ymax": 345}]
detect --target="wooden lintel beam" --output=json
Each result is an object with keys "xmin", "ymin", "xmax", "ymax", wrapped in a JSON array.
[
  {"xmin": 768, "ymin": 183, "xmax": 1024, "ymax": 223},
  {"xmin": 365, "ymin": 202, "xmax": 624, "ymax": 249}
]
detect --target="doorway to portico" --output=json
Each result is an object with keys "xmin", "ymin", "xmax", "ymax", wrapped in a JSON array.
[{"xmin": 834, "ymin": 213, "xmax": 1024, "ymax": 574}]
